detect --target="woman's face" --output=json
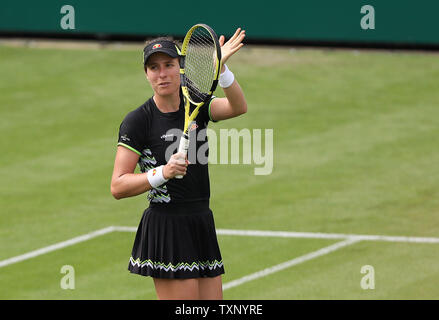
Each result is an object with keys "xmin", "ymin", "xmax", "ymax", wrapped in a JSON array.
[{"xmin": 145, "ymin": 52, "xmax": 180, "ymax": 97}]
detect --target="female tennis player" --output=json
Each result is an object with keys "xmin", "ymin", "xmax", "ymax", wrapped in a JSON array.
[{"xmin": 111, "ymin": 28, "xmax": 247, "ymax": 300}]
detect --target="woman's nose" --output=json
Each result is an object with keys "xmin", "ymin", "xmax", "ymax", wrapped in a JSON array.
[{"xmin": 159, "ymin": 66, "xmax": 167, "ymax": 78}]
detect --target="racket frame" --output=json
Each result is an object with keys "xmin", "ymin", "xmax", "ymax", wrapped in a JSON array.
[{"xmin": 175, "ymin": 23, "xmax": 222, "ymax": 178}]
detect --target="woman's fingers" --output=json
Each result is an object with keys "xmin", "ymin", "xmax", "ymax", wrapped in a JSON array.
[
  {"xmin": 224, "ymin": 30, "xmax": 245, "ymax": 49},
  {"xmin": 230, "ymin": 29, "xmax": 245, "ymax": 47},
  {"xmin": 228, "ymin": 28, "xmax": 242, "ymax": 44},
  {"xmin": 164, "ymin": 153, "xmax": 190, "ymax": 178},
  {"xmin": 230, "ymin": 43, "xmax": 244, "ymax": 55},
  {"xmin": 221, "ymin": 28, "xmax": 245, "ymax": 64},
  {"xmin": 221, "ymin": 28, "xmax": 245, "ymax": 49}
]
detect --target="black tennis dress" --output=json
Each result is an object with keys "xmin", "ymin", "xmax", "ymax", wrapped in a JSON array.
[{"xmin": 117, "ymin": 94, "xmax": 224, "ymax": 279}]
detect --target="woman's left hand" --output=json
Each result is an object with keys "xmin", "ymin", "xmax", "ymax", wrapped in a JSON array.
[{"xmin": 219, "ymin": 28, "xmax": 245, "ymax": 68}]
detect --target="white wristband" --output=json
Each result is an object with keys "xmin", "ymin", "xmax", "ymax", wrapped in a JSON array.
[
  {"xmin": 219, "ymin": 64, "xmax": 235, "ymax": 88},
  {"xmin": 147, "ymin": 165, "xmax": 168, "ymax": 188}
]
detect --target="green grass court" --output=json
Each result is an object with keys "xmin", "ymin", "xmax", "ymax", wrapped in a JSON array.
[{"xmin": 0, "ymin": 41, "xmax": 438, "ymax": 299}]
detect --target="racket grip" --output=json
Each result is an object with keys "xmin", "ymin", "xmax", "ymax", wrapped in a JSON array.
[{"xmin": 175, "ymin": 134, "xmax": 189, "ymax": 179}]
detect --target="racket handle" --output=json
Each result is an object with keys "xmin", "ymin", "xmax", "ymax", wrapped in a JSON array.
[{"xmin": 175, "ymin": 134, "xmax": 189, "ymax": 179}]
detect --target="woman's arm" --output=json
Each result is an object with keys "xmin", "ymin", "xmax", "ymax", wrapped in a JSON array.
[
  {"xmin": 111, "ymin": 146, "xmax": 188, "ymax": 200},
  {"xmin": 209, "ymin": 28, "xmax": 248, "ymax": 121},
  {"xmin": 111, "ymin": 146, "xmax": 149, "ymax": 200}
]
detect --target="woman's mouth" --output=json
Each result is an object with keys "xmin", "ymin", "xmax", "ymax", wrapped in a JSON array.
[{"xmin": 158, "ymin": 82, "xmax": 171, "ymax": 88}]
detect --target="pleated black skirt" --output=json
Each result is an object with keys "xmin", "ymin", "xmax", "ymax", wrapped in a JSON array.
[{"xmin": 128, "ymin": 200, "xmax": 225, "ymax": 279}]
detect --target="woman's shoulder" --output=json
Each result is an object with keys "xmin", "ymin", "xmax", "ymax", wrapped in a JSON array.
[{"xmin": 122, "ymin": 98, "xmax": 154, "ymax": 124}]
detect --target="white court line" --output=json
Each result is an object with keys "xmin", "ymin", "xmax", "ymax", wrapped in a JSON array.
[
  {"xmin": 113, "ymin": 226, "xmax": 439, "ymax": 290},
  {"xmin": 0, "ymin": 226, "xmax": 115, "ymax": 268},
  {"xmin": 114, "ymin": 226, "xmax": 136, "ymax": 232},
  {"xmin": 1, "ymin": 226, "xmax": 438, "ymax": 269},
  {"xmin": 214, "ymin": 228, "xmax": 439, "ymax": 244},
  {"xmin": 222, "ymin": 238, "xmax": 361, "ymax": 291},
  {"xmin": 113, "ymin": 226, "xmax": 439, "ymax": 244}
]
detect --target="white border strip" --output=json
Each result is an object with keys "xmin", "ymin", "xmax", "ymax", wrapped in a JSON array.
[
  {"xmin": 1, "ymin": 226, "xmax": 438, "ymax": 269},
  {"xmin": 222, "ymin": 238, "xmax": 360, "ymax": 290},
  {"xmin": 215, "ymin": 228, "xmax": 439, "ymax": 244},
  {"xmin": 0, "ymin": 227, "xmax": 115, "ymax": 268},
  {"xmin": 114, "ymin": 226, "xmax": 439, "ymax": 243}
]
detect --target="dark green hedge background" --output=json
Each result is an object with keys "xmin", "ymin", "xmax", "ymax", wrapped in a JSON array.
[{"xmin": 1, "ymin": 0, "xmax": 438, "ymax": 45}]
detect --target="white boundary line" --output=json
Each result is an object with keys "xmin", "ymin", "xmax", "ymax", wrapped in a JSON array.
[
  {"xmin": 113, "ymin": 226, "xmax": 439, "ymax": 243},
  {"xmin": 1, "ymin": 226, "xmax": 438, "ymax": 271},
  {"xmin": 222, "ymin": 238, "xmax": 361, "ymax": 290},
  {"xmin": 215, "ymin": 228, "xmax": 439, "ymax": 244},
  {"xmin": 0, "ymin": 227, "xmax": 115, "ymax": 268}
]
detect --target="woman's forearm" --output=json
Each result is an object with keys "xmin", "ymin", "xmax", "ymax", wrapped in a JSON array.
[
  {"xmin": 111, "ymin": 172, "xmax": 151, "ymax": 200},
  {"xmin": 222, "ymin": 79, "xmax": 247, "ymax": 116}
]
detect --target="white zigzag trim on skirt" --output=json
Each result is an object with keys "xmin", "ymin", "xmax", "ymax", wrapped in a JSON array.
[{"xmin": 129, "ymin": 257, "xmax": 223, "ymax": 272}]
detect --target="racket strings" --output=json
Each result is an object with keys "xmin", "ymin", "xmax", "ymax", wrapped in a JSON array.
[{"xmin": 185, "ymin": 28, "xmax": 217, "ymax": 103}]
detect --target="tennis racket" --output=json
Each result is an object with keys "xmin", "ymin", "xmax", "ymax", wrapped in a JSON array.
[{"xmin": 175, "ymin": 23, "xmax": 222, "ymax": 179}]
